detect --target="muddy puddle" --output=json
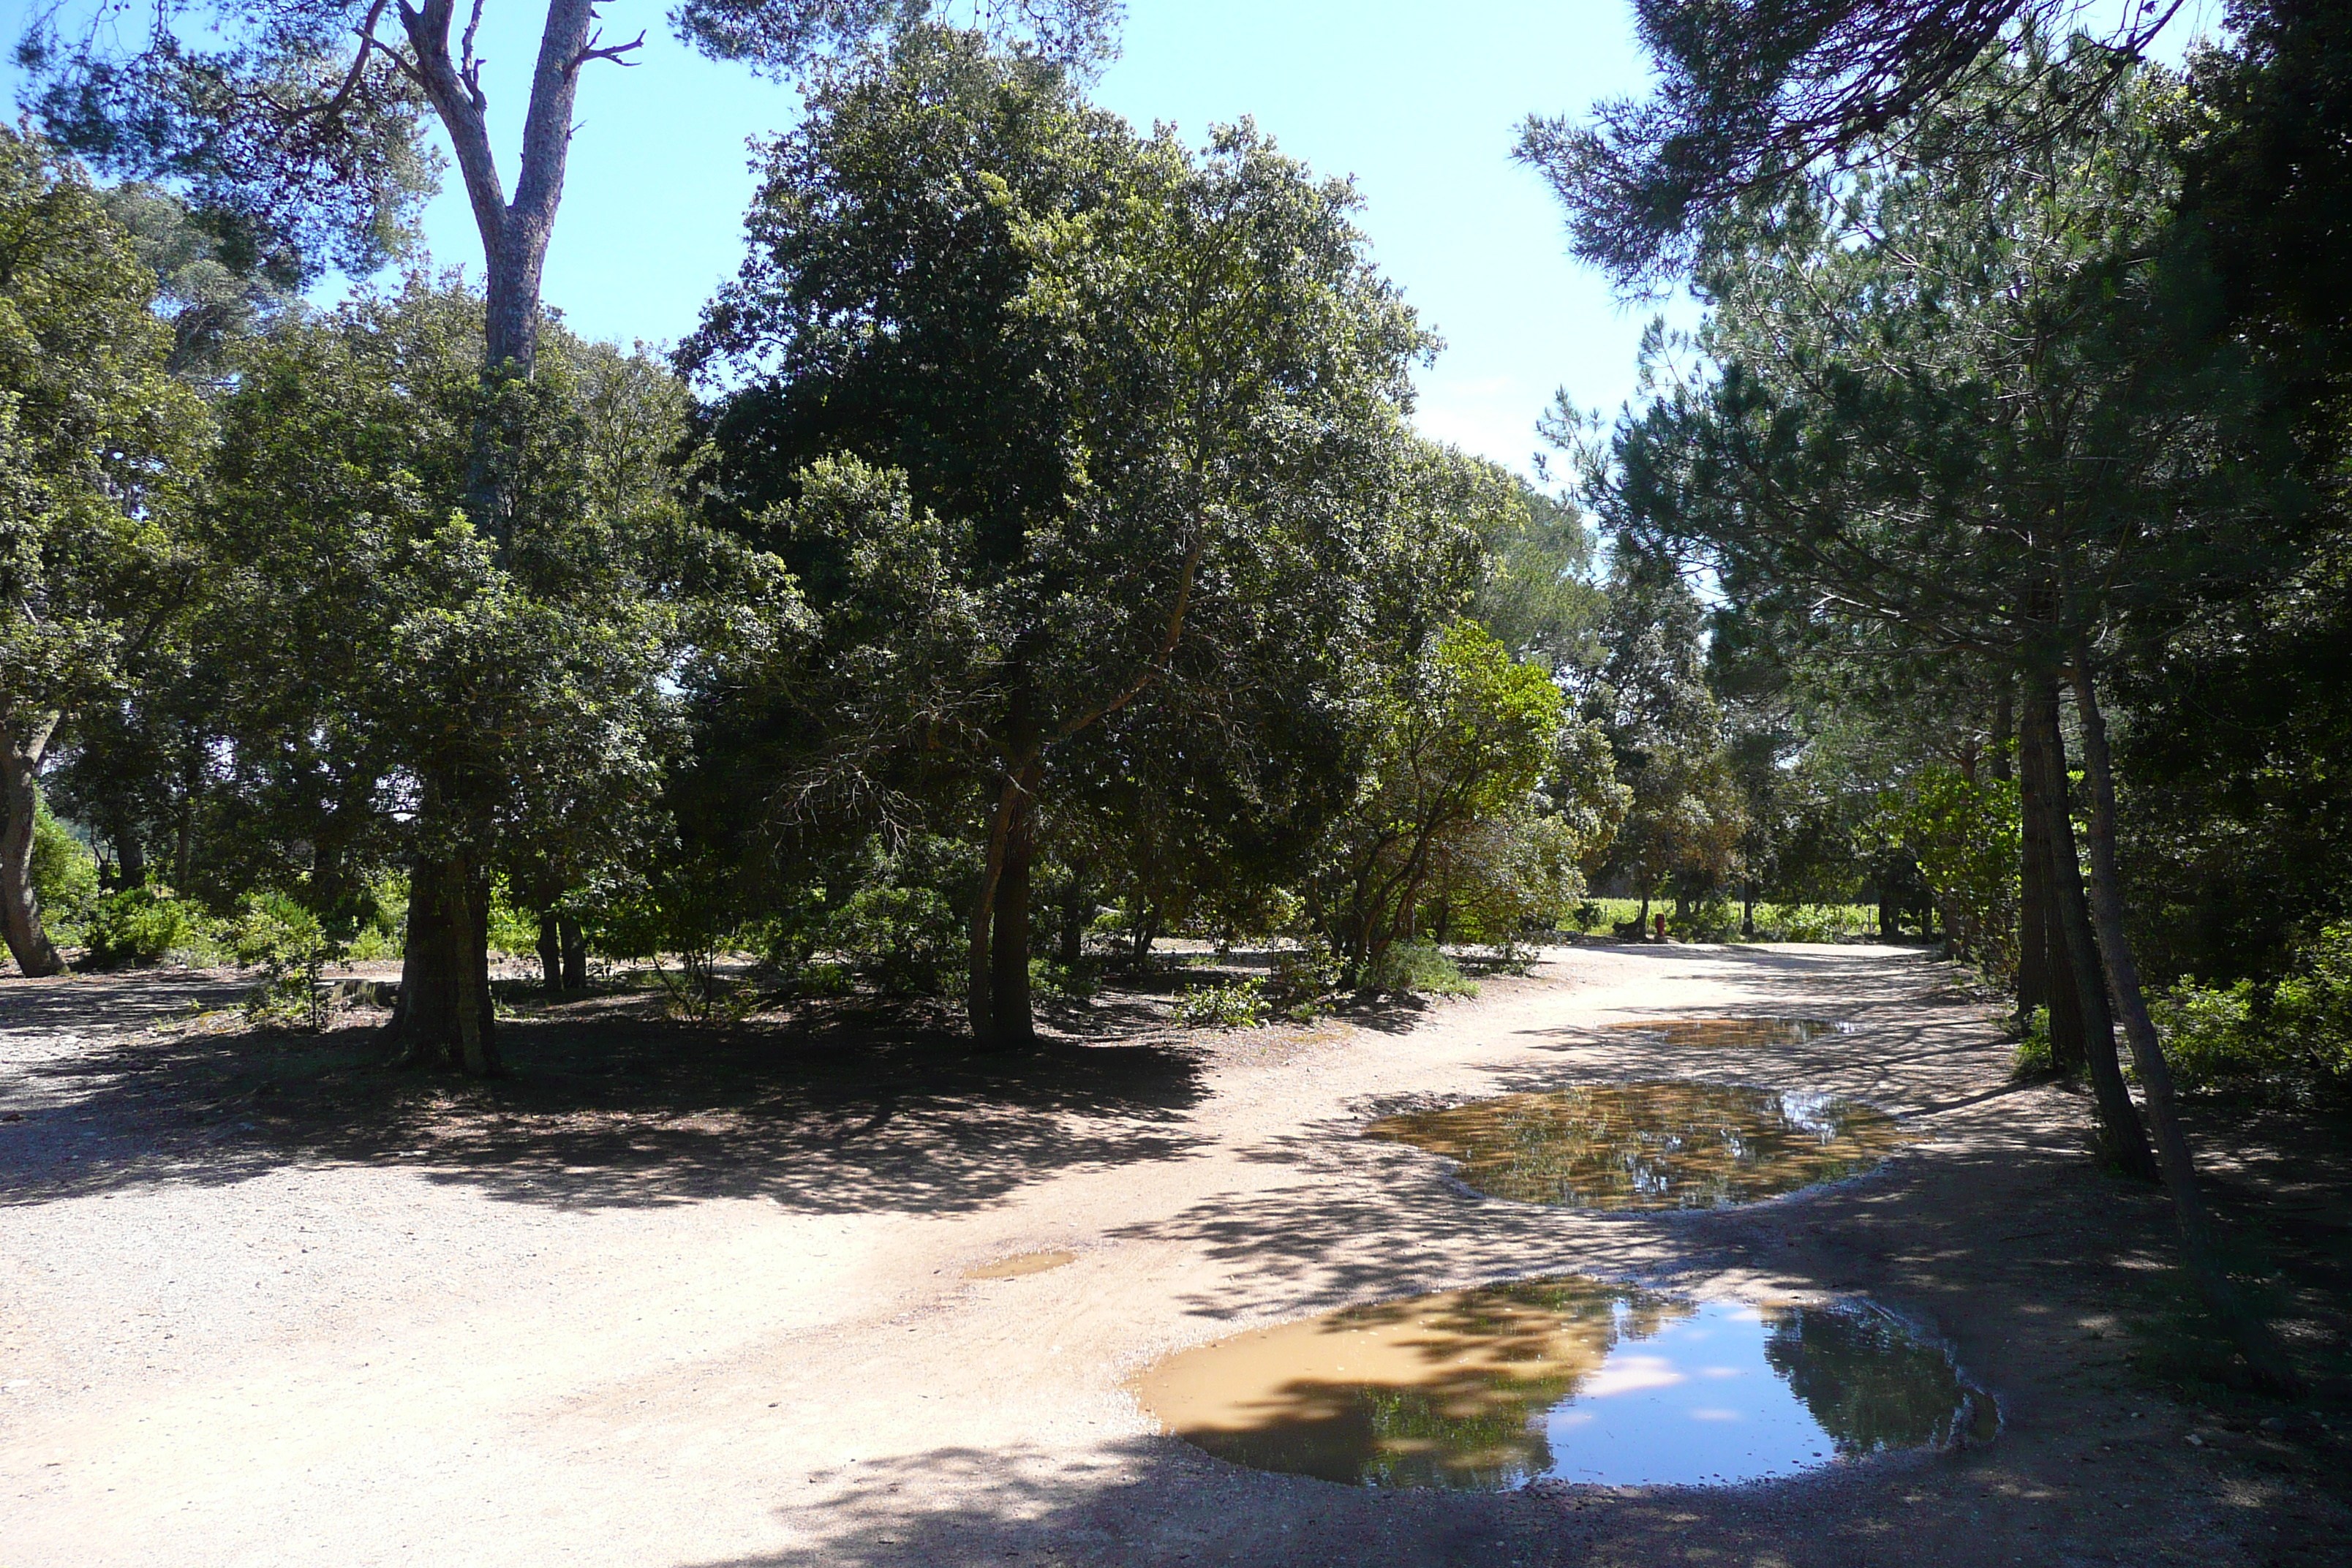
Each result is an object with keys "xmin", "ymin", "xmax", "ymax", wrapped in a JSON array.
[
  {"xmin": 1133, "ymin": 1277, "xmax": 1991, "ymax": 1490},
  {"xmin": 964, "ymin": 1250, "xmax": 1077, "ymax": 1280},
  {"xmin": 1607, "ymin": 1017, "xmax": 1858, "ymax": 1048},
  {"xmin": 1365, "ymin": 1081, "xmax": 1911, "ymax": 1209}
]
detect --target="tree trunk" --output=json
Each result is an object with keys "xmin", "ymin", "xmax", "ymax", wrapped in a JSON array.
[
  {"xmin": 537, "ymin": 912, "xmax": 562, "ymax": 992},
  {"xmin": 110, "ymin": 818, "xmax": 146, "ymax": 889},
  {"xmin": 385, "ymin": 853, "xmax": 498, "ymax": 1073},
  {"xmin": 2016, "ymin": 712, "xmax": 2051, "ymax": 1034},
  {"xmin": 0, "ymin": 713, "xmax": 64, "ymax": 976},
  {"xmin": 559, "ymin": 913, "xmax": 587, "ymax": 990},
  {"xmin": 1057, "ymin": 867, "xmax": 1090, "ymax": 967},
  {"xmin": 2024, "ymin": 674, "xmax": 2155, "ymax": 1177},
  {"xmin": 2069, "ymin": 655, "xmax": 2302, "ymax": 1393},
  {"xmin": 989, "ymin": 819, "xmax": 1036, "ymax": 1045}
]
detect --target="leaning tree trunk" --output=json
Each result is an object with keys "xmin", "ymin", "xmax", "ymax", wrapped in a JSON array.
[
  {"xmin": 385, "ymin": 852, "xmax": 498, "ymax": 1074},
  {"xmin": 2019, "ymin": 692, "xmax": 2088, "ymax": 1073},
  {"xmin": 2069, "ymin": 654, "xmax": 2302, "ymax": 1393},
  {"xmin": 2024, "ymin": 674, "xmax": 2156, "ymax": 1178},
  {"xmin": 0, "ymin": 712, "xmax": 64, "ymax": 977}
]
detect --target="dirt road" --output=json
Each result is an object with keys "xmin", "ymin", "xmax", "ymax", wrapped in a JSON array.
[{"xmin": 1, "ymin": 943, "xmax": 2342, "ymax": 1566}]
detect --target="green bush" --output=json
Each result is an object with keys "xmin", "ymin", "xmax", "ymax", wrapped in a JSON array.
[
  {"xmin": 1365, "ymin": 941, "xmax": 1479, "ymax": 998},
  {"xmin": 231, "ymin": 891, "xmax": 343, "ymax": 1028},
  {"xmin": 1172, "ymin": 976, "xmax": 1268, "ymax": 1028},
  {"xmin": 31, "ymin": 802, "xmax": 99, "ymax": 942},
  {"xmin": 2157, "ymin": 923, "xmax": 2352, "ymax": 1097},
  {"xmin": 1270, "ymin": 942, "xmax": 1341, "ymax": 1003},
  {"xmin": 1028, "ymin": 955, "xmax": 1096, "ymax": 1003},
  {"xmin": 2011, "ymin": 1006, "xmax": 2055, "ymax": 1077},
  {"xmin": 826, "ymin": 883, "xmax": 962, "ymax": 995},
  {"xmin": 1667, "ymin": 900, "xmax": 1735, "ymax": 941},
  {"xmin": 84, "ymin": 886, "xmax": 206, "ymax": 968}
]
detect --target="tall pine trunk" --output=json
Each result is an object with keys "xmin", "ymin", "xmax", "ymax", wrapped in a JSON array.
[
  {"xmin": 2024, "ymin": 673, "xmax": 2156, "ymax": 1177},
  {"xmin": 2069, "ymin": 654, "xmax": 2302, "ymax": 1392},
  {"xmin": 0, "ymin": 712, "xmax": 64, "ymax": 977}
]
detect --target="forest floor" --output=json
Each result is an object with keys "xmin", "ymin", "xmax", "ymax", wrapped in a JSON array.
[{"xmin": 1, "ymin": 941, "xmax": 2347, "ymax": 1567}]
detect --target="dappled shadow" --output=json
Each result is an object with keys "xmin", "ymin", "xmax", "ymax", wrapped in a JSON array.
[{"xmin": 0, "ymin": 970, "xmax": 1212, "ymax": 1217}]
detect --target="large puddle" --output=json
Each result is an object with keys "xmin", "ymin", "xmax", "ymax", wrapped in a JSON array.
[
  {"xmin": 1365, "ymin": 1081, "xmax": 1911, "ymax": 1209},
  {"xmin": 1133, "ymin": 1277, "xmax": 1991, "ymax": 1490},
  {"xmin": 1607, "ymin": 1017, "xmax": 1858, "ymax": 1047}
]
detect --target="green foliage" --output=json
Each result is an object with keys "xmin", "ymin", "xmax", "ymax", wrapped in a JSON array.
[
  {"xmin": 84, "ymin": 886, "xmax": 203, "ymax": 969},
  {"xmin": 1666, "ymin": 899, "xmax": 1735, "ymax": 942},
  {"xmin": 230, "ymin": 891, "xmax": 342, "ymax": 1030},
  {"xmin": 1749, "ymin": 902, "xmax": 1872, "ymax": 943},
  {"xmin": 1878, "ymin": 767, "xmax": 2020, "ymax": 973},
  {"xmin": 1171, "ymin": 976, "xmax": 1269, "ymax": 1029},
  {"xmin": 826, "ymin": 883, "xmax": 962, "ymax": 996},
  {"xmin": 1365, "ymin": 941, "xmax": 1478, "ymax": 999},
  {"xmin": 2013, "ymin": 1007, "xmax": 2056, "ymax": 1077},
  {"xmin": 2156, "ymin": 925, "xmax": 2352, "ymax": 1098},
  {"xmin": 31, "ymin": 802, "xmax": 99, "ymax": 941}
]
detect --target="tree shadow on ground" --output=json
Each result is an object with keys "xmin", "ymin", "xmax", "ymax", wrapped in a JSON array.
[{"xmin": 0, "ymin": 971, "xmax": 1216, "ymax": 1218}]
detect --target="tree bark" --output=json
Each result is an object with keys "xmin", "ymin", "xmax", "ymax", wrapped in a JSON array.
[
  {"xmin": 989, "ymin": 813, "xmax": 1036, "ymax": 1044},
  {"xmin": 2024, "ymin": 674, "xmax": 2155, "ymax": 1177},
  {"xmin": 537, "ymin": 911, "xmax": 562, "ymax": 992},
  {"xmin": 2017, "ymin": 702, "xmax": 2085, "ymax": 1070},
  {"xmin": 559, "ymin": 913, "xmax": 587, "ymax": 990},
  {"xmin": 385, "ymin": 853, "xmax": 498, "ymax": 1072},
  {"xmin": 2069, "ymin": 653, "xmax": 2302, "ymax": 1393},
  {"xmin": 0, "ymin": 712, "xmax": 64, "ymax": 976}
]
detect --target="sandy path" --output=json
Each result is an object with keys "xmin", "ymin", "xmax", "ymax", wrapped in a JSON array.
[{"xmin": 1, "ymin": 944, "xmax": 2341, "ymax": 1566}]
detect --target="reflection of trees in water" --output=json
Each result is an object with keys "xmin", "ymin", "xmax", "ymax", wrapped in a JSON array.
[
  {"xmin": 1760, "ymin": 1305, "xmax": 1970, "ymax": 1455},
  {"xmin": 1369, "ymin": 1082, "xmax": 1907, "ymax": 1208},
  {"xmin": 1183, "ymin": 1279, "xmax": 1698, "ymax": 1489},
  {"xmin": 1341, "ymin": 1281, "xmax": 1696, "ymax": 1488}
]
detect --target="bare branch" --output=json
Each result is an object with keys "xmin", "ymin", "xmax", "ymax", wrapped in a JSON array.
[{"xmin": 569, "ymin": 28, "xmax": 648, "ymax": 75}]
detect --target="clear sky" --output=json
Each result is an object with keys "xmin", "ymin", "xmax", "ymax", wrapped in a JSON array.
[{"xmin": 372, "ymin": 0, "xmax": 1673, "ymax": 481}]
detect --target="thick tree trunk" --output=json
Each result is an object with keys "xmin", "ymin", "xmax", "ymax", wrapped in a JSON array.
[
  {"xmin": 385, "ymin": 853, "xmax": 498, "ymax": 1073},
  {"xmin": 2018, "ymin": 706, "xmax": 2085, "ymax": 1070},
  {"xmin": 559, "ymin": 913, "xmax": 587, "ymax": 990},
  {"xmin": 2024, "ymin": 674, "xmax": 2155, "ymax": 1177},
  {"xmin": 537, "ymin": 912, "xmax": 562, "ymax": 992},
  {"xmin": 989, "ymin": 821, "xmax": 1036, "ymax": 1044},
  {"xmin": 0, "ymin": 714, "xmax": 64, "ymax": 976},
  {"xmin": 2070, "ymin": 655, "xmax": 2302, "ymax": 1393},
  {"xmin": 110, "ymin": 818, "xmax": 146, "ymax": 889}
]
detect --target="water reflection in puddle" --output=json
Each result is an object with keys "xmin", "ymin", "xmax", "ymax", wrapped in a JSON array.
[
  {"xmin": 1608, "ymin": 1017, "xmax": 1859, "ymax": 1048},
  {"xmin": 1365, "ymin": 1081, "xmax": 1911, "ymax": 1209},
  {"xmin": 964, "ymin": 1250, "xmax": 1077, "ymax": 1280},
  {"xmin": 1133, "ymin": 1277, "xmax": 1990, "ymax": 1490}
]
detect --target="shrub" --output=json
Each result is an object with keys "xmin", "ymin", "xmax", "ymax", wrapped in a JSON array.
[
  {"xmin": 2011, "ymin": 1006, "xmax": 2055, "ymax": 1077},
  {"xmin": 231, "ymin": 891, "xmax": 343, "ymax": 1029},
  {"xmin": 1365, "ymin": 941, "xmax": 1478, "ymax": 998},
  {"xmin": 84, "ymin": 886, "xmax": 205, "ymax": 968},
  {"xmin": 1172, "ymin": 976, "xmax": 1268, "ymax": 1028},
  {"xmin": 2157, "ymin": 923, "xmax": 2352, "ymax": 1097},
  {"xmin": 1028, "ymin": 955, "xmax": 1096, "ymax": 1003},
  {"xmin": 1270, "ymin": 942, "xmax": 1341, "ymax": 1003},
  {"xmin": 1571, "ymin": 899, "xmax": 1605, "ymax": 933},
  {"xmin": 826, "ymin": 883, "xmax": 961, "ymax": 995},
  {"xmin": 31, "ymin": 802, "xmax": 99, "ymax": 943},
  {"xmin": 1667, "ymin": 900, "xmax": 1735, "ymax": 942}
]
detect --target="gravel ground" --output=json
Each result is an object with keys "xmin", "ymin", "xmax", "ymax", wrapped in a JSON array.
[{"xmin": 1, "ymin": 942, "xmax": 2345, "ymax": 1567}]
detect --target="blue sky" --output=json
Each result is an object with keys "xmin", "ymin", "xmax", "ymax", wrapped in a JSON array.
[
  {"xmin": 6, "ymin": 0, "xmax": 2218, "ymax": 477},
  {"xmin": 382, "ymin": 0, "xmax": 1673, "ymax": 480}
]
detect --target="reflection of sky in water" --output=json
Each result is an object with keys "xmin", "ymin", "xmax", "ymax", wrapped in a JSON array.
[
  {"xmin": 1137, "ymin": 1276, "xmax": 1985, "ymax": 1492},
  {"xmin": 1541, "ymin": 1301, "xmax": 1844, "ymax": 1486},
  {"xmin": 1776, "ymin": 1091, "xmax": 1843, "ymax": 1139}
]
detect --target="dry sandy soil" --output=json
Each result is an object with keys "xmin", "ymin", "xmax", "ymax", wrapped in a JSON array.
[{"xmin": 1, "ymin": 941, "xmax": 2346, "ymax": 1567}]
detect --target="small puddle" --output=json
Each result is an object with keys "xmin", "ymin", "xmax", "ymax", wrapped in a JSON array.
[
  {"xmin": 1132, "ymin": 1277, "xmax": 1991, "ymax": 1490},
  {"xmin": 1607, "ymin": 1017, "xmax": 1858, "ymax": 1047},
  {"xmin": 964, "ymin": 1250, "xmax": 1077, "ymax": 1280},
  {"xmin": 1365, "ymin": 1081, "xmax": 1911, "ymax": 1209}
]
